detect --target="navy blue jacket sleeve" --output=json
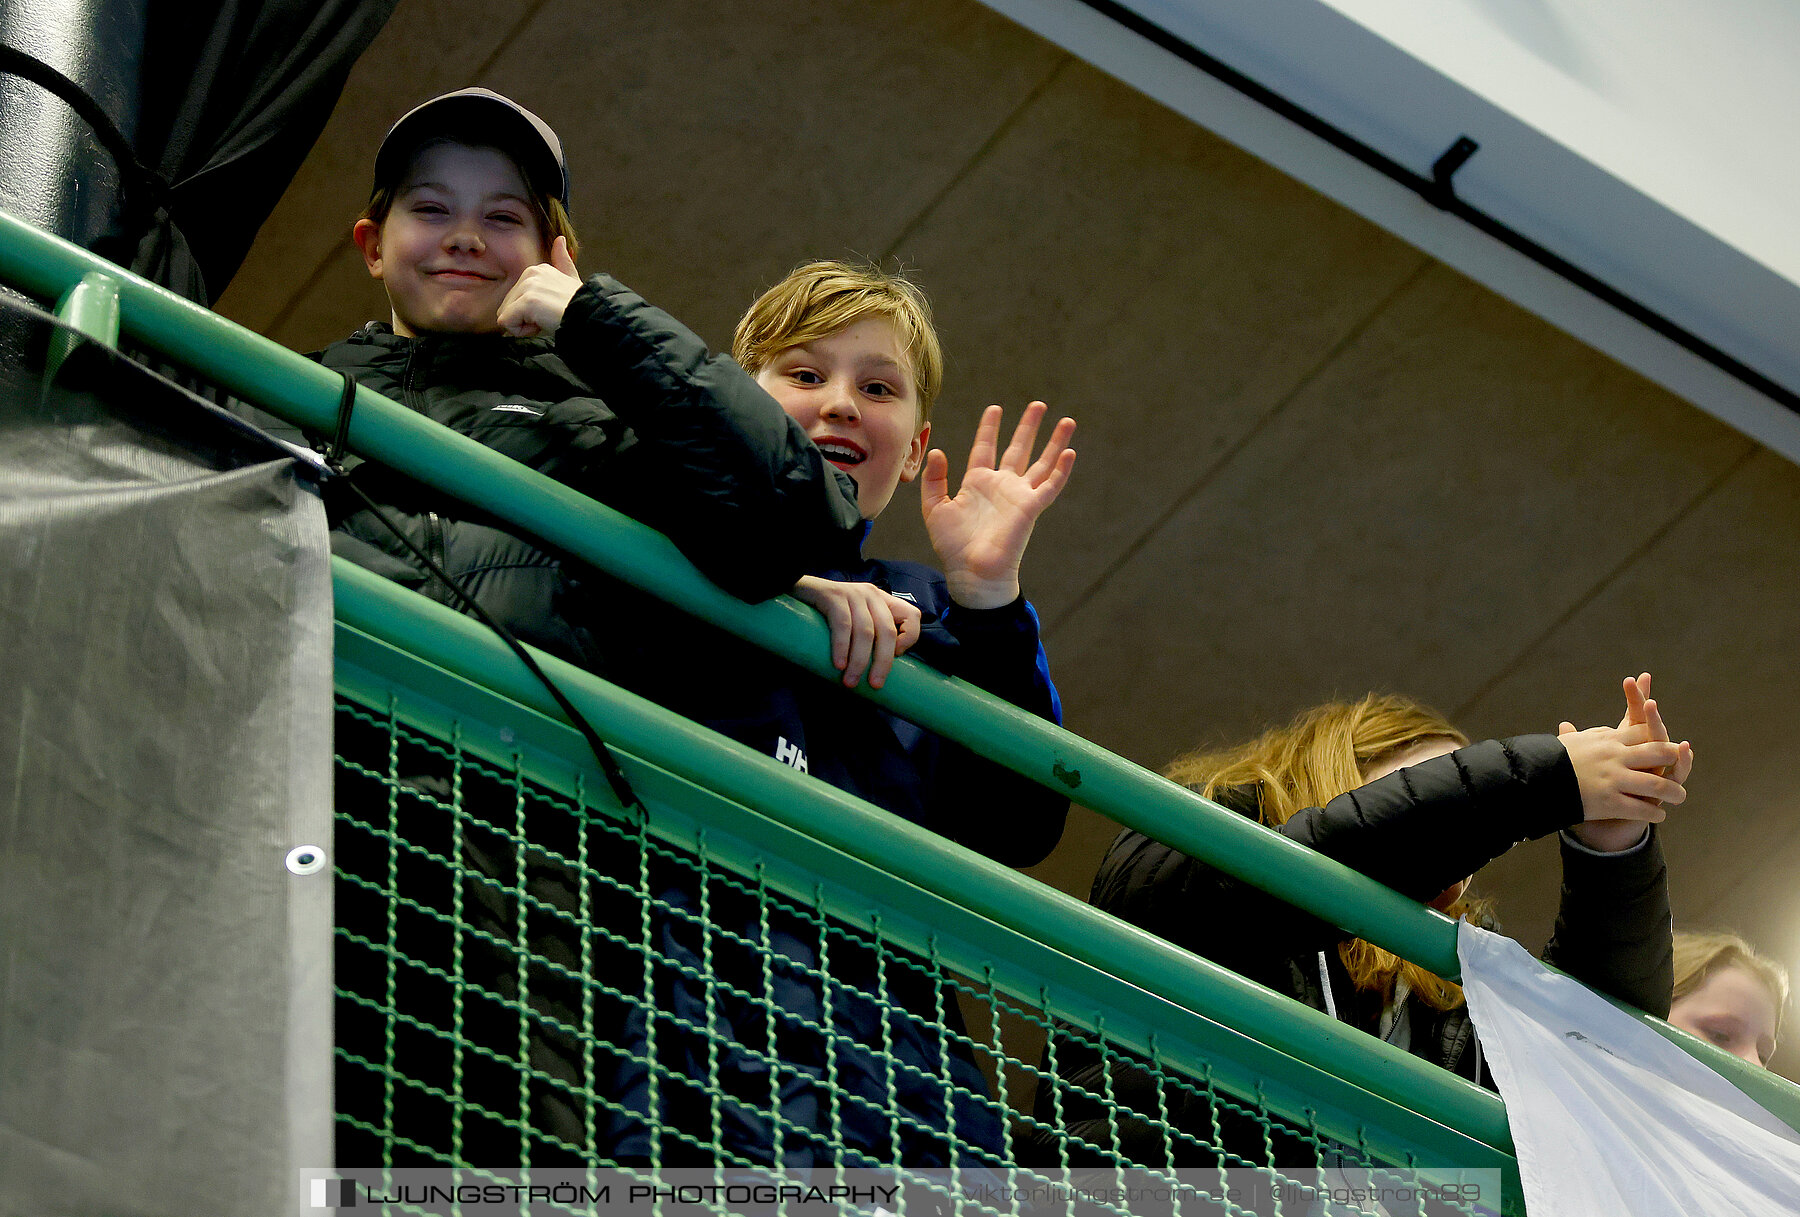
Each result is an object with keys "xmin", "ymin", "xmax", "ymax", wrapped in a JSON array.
[
  {"xmin": 554, "ymin": 273, "xmax": 863, "ymax": 602},
  {"xmin": 925, "ymin": 594, "xmax": 1069, "ymax": 868}
]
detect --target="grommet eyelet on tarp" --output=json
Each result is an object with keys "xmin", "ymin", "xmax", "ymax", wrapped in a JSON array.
[{"xmin": 285, "ymin": 845, "xmax": 327, "ymax": 876}]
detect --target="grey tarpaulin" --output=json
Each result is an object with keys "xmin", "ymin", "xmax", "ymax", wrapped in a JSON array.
[{"xmin": 0, "ymin": 302, "xmax": 332, "ymax": 1215}]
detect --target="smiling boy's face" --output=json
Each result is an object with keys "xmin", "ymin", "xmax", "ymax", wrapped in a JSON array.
[
  {"xmin": 353, "ymin": 141, "xmax": 549, "ymax": 337},
  {"xmin": 753, "ymin": 316, "xmax": 931, "ymax": 520}
]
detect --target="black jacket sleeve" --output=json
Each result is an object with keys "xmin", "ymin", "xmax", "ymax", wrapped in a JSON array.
[
  {"xmin": 553, "ymin": 274, "xmax": 863, "ymax": 601},
  {"xmin": 1543, "ymin": 828, "xmax": 1673, "ymax": 1015},
  {"xmin": 923, "ymin": 596, "xmax": 1069, "ymax": 868},
  {"xmin": 1091, "ymin": 735, "xmax": 1582, "ymax": 979},
  {"xmin": 1277, "ymin": 736, "xmax": 1579, "ymax": 899}
]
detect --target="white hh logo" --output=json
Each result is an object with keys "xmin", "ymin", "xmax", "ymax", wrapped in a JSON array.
[
  {"xmin": 491, "ymin": 403, "xmax": 544, "ymax": 416},
  {"xmin": 775, "ymin": 736, "xmax": 809, "ymax": 773},
  {"xmin": 890, "ymin": 590, "xmax": 918, "ymax": 604}
]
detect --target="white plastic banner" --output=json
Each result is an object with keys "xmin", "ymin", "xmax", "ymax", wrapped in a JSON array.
[{"xmin": 1458, "ymin": 922, "xmax": 1800, "ymax": 1216}]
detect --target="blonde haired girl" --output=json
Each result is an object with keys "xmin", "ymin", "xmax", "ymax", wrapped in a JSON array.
[
  {"xmin": 1164, "ymin": 693, "xmax": 1483, "ymax": 1014},
  {"xmin": 1669, "ymin": 930, "xmax": 1789, "ymax": 1067},
  {"xmin": 1031, "ymin": 684, "xmax": 1688, "ymax": 1166}
]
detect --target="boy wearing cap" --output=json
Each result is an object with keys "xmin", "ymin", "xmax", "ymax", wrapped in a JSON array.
[
  {"xmin": 326, "ymin": 87, "xmax": 861, "ymax": 659},
  {"xmin": 326, "ymin": 88, "xmax": 868, "ymax": 1169}
]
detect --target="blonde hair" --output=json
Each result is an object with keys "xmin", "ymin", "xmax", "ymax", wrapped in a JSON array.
[
  {"xmin": 733, "ymin": 260, "xmax": 943, "ymax": 424},
  {"xmin": 1165, "ymin": 694, "xmax": 1482, "ymax": 1012},
  {"xmin": 361, "ymin": 137, "xmax": 580, "ymax": 262},
  {"xmin": 1673, "ymin": 930, "xmax": 1789, "ymax": 1044}
]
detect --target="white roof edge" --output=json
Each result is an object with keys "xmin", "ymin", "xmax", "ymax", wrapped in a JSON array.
[{"xmin": 977, "ymin": 0, "xmax": 1800, "ymax": 465}]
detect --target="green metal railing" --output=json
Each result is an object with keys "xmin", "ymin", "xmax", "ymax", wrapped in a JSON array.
[
  {"xmin": 335, "ymin": 559, "xmax": 1516, "ymax": 1170},
  {"xmin": 10, "ymin": 204, "xmax": 1800, "ymax": 1211},
  {"xmin": 0, "ymin": 205, "xmax": 1468, "ymax": 982}
]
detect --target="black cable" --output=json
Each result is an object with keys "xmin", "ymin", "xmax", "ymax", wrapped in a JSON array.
[
  {"xmin": 327, "ymin": 368, "xmax": 357, "ymax": 468},
  {"xmin": 326, "ymin": 376, "xmax": 645, "ymax": 819},
  {"xmin": 0, "ymin": 44, "xmax": 170, "ymax": 228},
  {"xmin": 1071, "ymin": 0, "xmax": 1800, "ymax": 419},
  {"xmin": 19, "ymin": 287, "xmax": 643, "ymax": 813}
]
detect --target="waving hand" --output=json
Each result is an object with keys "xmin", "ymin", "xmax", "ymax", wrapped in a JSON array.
[{"xmin": 920, "ymin": 401, "xmax": 1076, "ymax": 609}]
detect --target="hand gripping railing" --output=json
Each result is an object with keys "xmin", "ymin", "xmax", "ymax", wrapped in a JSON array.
[{"xmin": 7, "ymin": 203, "xmax": 1797, "ymax": 1185}]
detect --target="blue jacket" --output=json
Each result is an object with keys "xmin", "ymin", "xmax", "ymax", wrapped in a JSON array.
[
  {"xmin": 585, "ymin": 535, "xmax": 1069, "ymax": 1168},
  {"xmin": 661, "ymin": 530, "xmax": 1065, "ymax": 863}
]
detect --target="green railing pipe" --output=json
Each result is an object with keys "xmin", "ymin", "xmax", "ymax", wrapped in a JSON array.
[
  {"xmin": 0, "ymin": 204, "xmax": 1463, "ymax": 981},
  {"xmin": 46, "ymin": 270, "xmax": 122, "ymax": 379},
  {"xmin": 334, "ymin": 627, "xmax": 1527, "ymax": 1208},
  {"xmin": 332, "ymin": 555, "xmax": 1519, "ymax": 1167}
]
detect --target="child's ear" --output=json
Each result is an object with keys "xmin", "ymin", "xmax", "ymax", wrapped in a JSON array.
[
  {"xmin": 899, "ymin": 421, "xmax": 932, "ymax": 482},
  {"xmin": 352, "ymin": 219, "xmax": 384, "ymax": 279}
]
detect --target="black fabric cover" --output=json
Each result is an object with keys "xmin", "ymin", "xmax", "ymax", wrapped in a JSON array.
[
  {"xmin": 126, "ymin": 0, "xmax": 398, "ymax": 303},
  {"xmin": 1, "ymin": 0, "xmax": 396, "ymax": 304}
]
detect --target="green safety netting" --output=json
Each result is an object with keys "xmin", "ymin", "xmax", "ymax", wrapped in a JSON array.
[{"xmin": 326, "ymin": 694, "xmax": 1499, "ymax": 1217}]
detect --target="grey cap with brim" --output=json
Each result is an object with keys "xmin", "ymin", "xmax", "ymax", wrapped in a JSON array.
[{"xmin": 372, "ymin": 87, "xmax": 568, "ymax": 205}]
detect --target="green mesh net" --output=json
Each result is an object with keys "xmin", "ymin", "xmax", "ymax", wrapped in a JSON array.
[{"xmin": 331, "ymin": 698, "xmax": 1500, "ymax": 1216}]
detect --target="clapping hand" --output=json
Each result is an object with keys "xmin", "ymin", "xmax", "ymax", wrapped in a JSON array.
[{"xmin": 1558, "ymin": 673, "xmax": 1692, "ymax": 851}]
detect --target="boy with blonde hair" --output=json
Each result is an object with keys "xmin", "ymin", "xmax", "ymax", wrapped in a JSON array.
[
  {"xmin": 739, "ymin": 259, "xmax": 1076, "ymax": 678},
  {"xmin": 596, "ymin": 260, "xmax": 1079, "ymax": 1167}
]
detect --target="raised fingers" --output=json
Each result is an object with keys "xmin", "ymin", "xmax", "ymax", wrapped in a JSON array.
[
  {"xmin": 1026, "ymin": 415, "xmax": 1078, "ymax": 489},
  {"xmin": 918, "ymin": 447, "xmax": 951, "ymax": 518},
  {"xmin": 1617, "ymin": 768, "xmax": 1683, "ymax": 811},
  {"xmin": 550, "ymin": 234, "xmax": 578, "ymax": 277},
  {"xmin": 964, "ymin": 404, "xmax": 1004, "ymax": 473},
  {"xmin": 998, "ymin": 400, "xmax": 1048, "ymax": 472},
  {"xmin": 1618, "ymin": 673, "xmax": 1649, "ymax": 731},
  {"xmin": 1031, "ymin": 445, "xmax": 1078, "ymax": 509}
]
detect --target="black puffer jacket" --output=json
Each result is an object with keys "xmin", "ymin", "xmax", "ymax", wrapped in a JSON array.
[
  {"xmin": 1026, "ymin": 734, "xmax": 1673, "ymax": 1168},
  {"xmin": 323, "ymin": 273, "xmax": 863, "ymax": 1170},
  {"xmin": 321, "ymin": 272, "xmax": 863, "ymax": 667}
]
